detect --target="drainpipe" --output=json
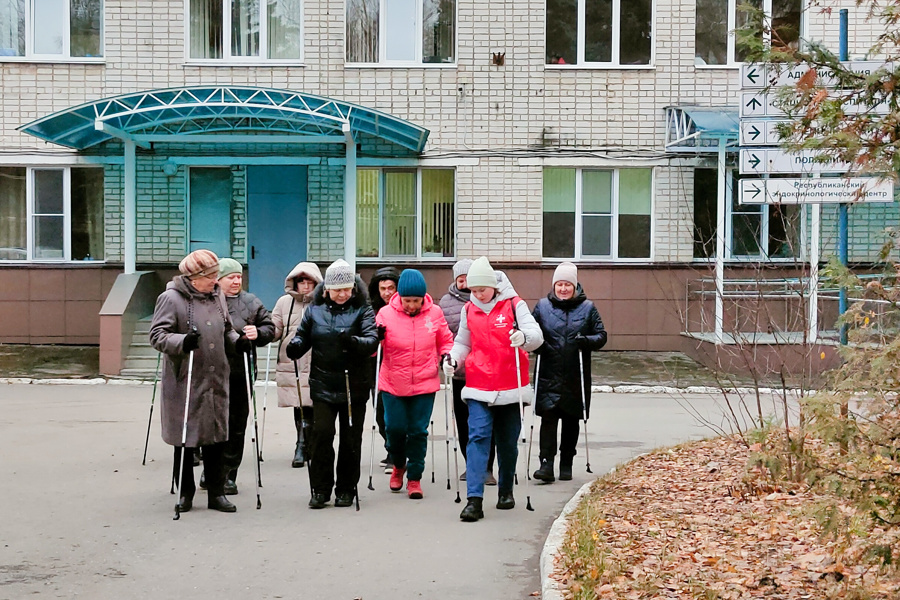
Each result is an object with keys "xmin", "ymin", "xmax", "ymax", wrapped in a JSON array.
[
  {"xmin": 343, "ymin": 123, "xmax": 357, "ymax": 271},
  {"xmin": 715, "ymin": 136, "xmax": 726, "ymax": 344},
  {"xmin": 124, "ymin": 139, "xmax": 136, "ymax": 275}
]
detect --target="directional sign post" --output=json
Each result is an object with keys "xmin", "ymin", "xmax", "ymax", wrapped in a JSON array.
[
  {"xmin": 739, "ymin": 177, "xmax": 894, "ymax": 205},
  {"xmin": 739, "ymin": 149, "xmax": 853, "ymax": 175}
]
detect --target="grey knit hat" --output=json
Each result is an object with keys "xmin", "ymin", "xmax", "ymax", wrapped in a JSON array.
[
  {"xmin": 324, "ymin": 259, "xmax": 355, "ymax": 290},
  {"xmin": 452, "ymin": 258, "xmax": 473, "ymax": 280},
  {"xmin": 552, "ymin": 262, "xmax": 577, "ymax": 286}
]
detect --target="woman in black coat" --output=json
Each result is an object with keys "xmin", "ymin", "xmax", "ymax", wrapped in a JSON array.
[
  {"xmin": 532, "ymin": 262, "xmax": 607, "ymax": 483},
  {"xmin": 286, "ymin": 260, "xmax": 378, "ymax": 509}
]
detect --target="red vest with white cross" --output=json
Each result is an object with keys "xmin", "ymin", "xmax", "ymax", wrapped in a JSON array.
[{"xmin": 464, "ymin": 297, "xmax": 529, "ymax": 392}]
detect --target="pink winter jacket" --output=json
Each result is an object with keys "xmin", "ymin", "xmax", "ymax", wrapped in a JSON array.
[{"xmin": 376, "ymin": 293, "xmax": 454, "ymax": 397}]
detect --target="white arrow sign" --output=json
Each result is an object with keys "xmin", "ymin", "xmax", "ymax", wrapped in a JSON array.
[
  {"xmin": 740, "ymin": 120, "xmax": 790, "ymax": 146},
  {"xmin": 740, "ymin": 90, "xmax": 890, "ymax": 118},
  {"xmin": 740, "ymin": 149, "xmax": 854, "ymax": 174},
  {"xmin": 741, "ymin": 61, "xmax": 891, "ymax": 89},
  {"xmin": 739, "ymin": 178, "xmax": 894, "ymax": 204}
]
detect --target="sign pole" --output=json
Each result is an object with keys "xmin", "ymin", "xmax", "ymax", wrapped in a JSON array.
[
  {"xmin": 838, "ymin": 9, "xmax": 850, "ymax": 346},
  {"xmin": 715, "ymin": 136, "xmax": 726, "ymax": 344}
]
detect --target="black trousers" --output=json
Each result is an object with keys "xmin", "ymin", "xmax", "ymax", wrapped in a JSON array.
[
  {"xmin": 173, "ymin": 442, "xmax": 227, "ymax": 498},
  {"xmin": 309, "ymin": 395, "xmax": 367, "ymax": 497},
  {"xmin": 538, "ymin": 405, "xmax": 580, "ymax": 465},
  {"xmin": 452, "ymin": 378, "xmax": 495, "ymax": 469},
  {"xmin": 222, "ymin": 370, "xmax": 250, "ymax": 481}
]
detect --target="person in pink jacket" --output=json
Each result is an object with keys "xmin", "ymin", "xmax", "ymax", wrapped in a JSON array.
[{"xmin": 376, "ymin": 269, "xmax": 454, "ymax": 499}]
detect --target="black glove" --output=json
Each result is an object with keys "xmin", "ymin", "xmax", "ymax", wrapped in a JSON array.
[
  {"xmin": 574, "ymin": 334, "xmax": 589, "ymax": 349},
  {"xmin": 182, "ymin": 330, "xmax": 200, "ymax": 353},
  {"xmin": 376, "ymin": 324, "xmax": 386, "ymax": 341},
  {"xmin": 338, "ymin": 329, "xmax": 353, "ymax": 350},
  {"xmin": 235, "ymin": 335, "xmax": 252, "ymax": 353},
  {"xmin": 286, "ymin": 336, "xmax": 303, "ymax": 360}
]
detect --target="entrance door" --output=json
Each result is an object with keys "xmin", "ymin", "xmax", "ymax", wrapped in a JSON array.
[
  {"xmin": 189, "ymin": 167, "xmax": 233, "ymax": 258},
  {"xmin": 247, "ymin": 166, "xmax": 308, "ymax": 309}
]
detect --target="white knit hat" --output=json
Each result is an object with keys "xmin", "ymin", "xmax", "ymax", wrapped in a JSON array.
[
  {"xmin": 466, "ymin": 257, "xmax": 498, "ymax": 289},
  {"xmin": 324, "ymin": 259, "xmax": 355, "ymax": 290},
  {"xmin": 453, "ymin": 258, "xmax": 474, "ymax": 280},
  {"xmin": 552, "ymin": 262, "xmax": 578, "ymax": 286}
]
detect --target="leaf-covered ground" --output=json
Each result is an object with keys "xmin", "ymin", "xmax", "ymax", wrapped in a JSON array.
[{"xmin": 554, "ymin": 437, "xmax": 900, "ymax": 599}]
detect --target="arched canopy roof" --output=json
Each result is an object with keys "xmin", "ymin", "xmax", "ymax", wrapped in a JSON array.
[{"xmin": 18, "ymin": 86, "xmax": 429, "ymax": 155}]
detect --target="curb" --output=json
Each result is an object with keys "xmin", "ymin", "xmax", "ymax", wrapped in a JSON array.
[
  {"xmin": 540, "ymin": 478, "xmax": 596, "ymax": 600},
  {"xmin": 0, "ymin": 379, "xmax": 813, "ymax": 395}
]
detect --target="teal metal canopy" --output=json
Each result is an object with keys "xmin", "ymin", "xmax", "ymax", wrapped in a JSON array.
[
  {"xmin": 664, "ymin": 106, "xmax": 739, "ymax": 153},
  {"xmin": 18, "ymin": 86, "xmax": 429, "ymax": 155}
]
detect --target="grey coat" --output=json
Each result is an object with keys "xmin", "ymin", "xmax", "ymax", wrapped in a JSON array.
[
  {"xmin": 438, "ymin": 282, "xmax": 469, "ymax": 380},
  {"xmin": 149, "ymin": 276, "xmax": 239, "ymax": 447}
]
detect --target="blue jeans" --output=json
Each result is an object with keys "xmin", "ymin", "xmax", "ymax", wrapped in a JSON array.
[
  {"xmin": 466, "ymin": 401, "xmax": 521, "ymax": 499},
  {"xmin": 382, "ymin": 392, "xmax": 435, "ymax": 481}
]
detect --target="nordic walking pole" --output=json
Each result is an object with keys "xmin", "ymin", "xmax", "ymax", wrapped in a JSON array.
[
  {"xmin": 258, "ymin": 343, "xmax": 271, "ymax": 462},
  {"xmin": 526, "ymin": 354, "xmax": 540, "ymax": 481},
  {"xmin": 446, "ymin": 371, "xmax": 461, "ymax": 503},
  {"xmin": 514, "ymin": 345, "xmax": 534, "ymax": 511},
  {"xmin": 292, "ymin": 358, "xmax": 310, "ymax": 467},
  {"xmin": 578, "ymin": 351, "xmax": 593, "ymax": 474},
  {"xmin": 243, "ymin": 351, "xmax": 262, "ymax": 509},
  {"xmin": 367, "ymin": 344, "xmax": 382, "ymax": 491},
  {"xmin": 344, "ymin": 369, "xmax": 360, "ymax": 511},
  {"xmin": 443, "ymin": 368, "xmax": 451, "ymax": 490},
  {"xmin": 174, "ymin": 328, "xmax": 197, "ymax": 521},
  {"xmin": 142, "ymin": 352, "xmax": 162, "ymax": 466},
  {"xmin": 430, "ymin": 419, "xmax": 436, "ymax": 484}
]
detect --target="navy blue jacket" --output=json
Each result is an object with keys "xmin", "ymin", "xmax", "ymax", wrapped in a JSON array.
[{"xmin": 532, "ymin": 285, "xmax": 607, "ymax": 418}]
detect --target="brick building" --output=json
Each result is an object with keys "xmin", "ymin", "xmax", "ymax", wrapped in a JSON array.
[{"xmin": 0, "ymin": 0, "xmax": 894, "ymax": 373}]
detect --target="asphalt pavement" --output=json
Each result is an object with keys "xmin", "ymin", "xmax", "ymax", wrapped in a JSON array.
[{"xmin": 0, "ymin": 382, "xmax": 746, "ymax": 599}]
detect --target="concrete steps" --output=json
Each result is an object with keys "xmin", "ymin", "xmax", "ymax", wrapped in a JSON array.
[{"xmin": 120, "ymin": 318, "xmax": 277, "ymax": 379}]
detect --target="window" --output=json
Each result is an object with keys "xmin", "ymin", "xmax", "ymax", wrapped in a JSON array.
[
  {"xmin": 542, "ymin": 167, "xmax": 652, "ymax": 260},
  {"xmin": 0, "ymin": 167, "xmax": 104, "ymax": 261},
  {"xmin": 693, "ymin": 168, "xmax": 800, "ymax": 260},
  {"xmin": 545, "ymin": 0, "xmax": 652, "ymax": 66},
  {"xmin": 346, "ymin": 0, "xmax": 455, "ymax": 64},
  {"xmin": 694, "ymin": 0, "xmax": 802, "ymax": 66},
  {"xmin": 356, "ymin": 168, "xmax": 455, "ymax": 258},
  {"xmin": 0, "ymin": 0, "xmax": 102, "ymax": 58},
  {"xmin": 189, "ymin": 0, "xmax": 303, "ymax": 60}
]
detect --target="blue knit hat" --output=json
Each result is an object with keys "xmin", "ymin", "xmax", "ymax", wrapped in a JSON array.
[{"xmin": 397, "ymin": 269, "xmax": 427, "ymax": 297}]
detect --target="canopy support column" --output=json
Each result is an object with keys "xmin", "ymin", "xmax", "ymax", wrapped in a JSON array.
[
  {"xmin": 714, "ymin": 137, "xmax": 726, "ymax": 344},
  {"xmin": 343, "ymin": 123, "xmax": 357, "ymax": 271},
  {"xmin": 124, "ymin": 139, "xmax": 137, "ymax": 275}
]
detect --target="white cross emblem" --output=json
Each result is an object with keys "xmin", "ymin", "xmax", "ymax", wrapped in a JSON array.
[{"xmin": 495, "ymin": 314, "xmax": 506, "ymax": 325}]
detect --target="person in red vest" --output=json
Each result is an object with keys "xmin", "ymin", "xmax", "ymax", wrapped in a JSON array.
[{"xmin": 443, "ymin": 257, "xmax": 543, "ymax": 522}]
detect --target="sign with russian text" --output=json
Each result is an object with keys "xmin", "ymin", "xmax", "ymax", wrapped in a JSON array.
[{"xmin": 739, "ymin": 177, "xmax": 894, "ymax": 204}]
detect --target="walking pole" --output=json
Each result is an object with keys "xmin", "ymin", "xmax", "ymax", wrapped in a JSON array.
[
  {"xmin": 258, "ymin": 344, "xmax": 271, "ymax": 462},
  {"xmin": 578, "ymin": 351, "xmax": 593, "ymax": 474},
  {"xmin": 514, "ymin": 347, "xmax": 534, "ymax": 511},
  {"xmin": 443, "ymin": 370, "xmax": 451, "ymax": 490},
  {"xmin": 430, "ymin": 419, "xmax": 436, "ymax": 484},
  {"xmin": 174, "ymin": 329, "xmax": 196, "ymax": 521},
  {"xmin": 367, "ymin": 344, "xmax": 382, "ymax": 491},
  {"xmin": 344, "ymin": 369, "xmax": 360, "ymax": 511},
  {"xmin": 526, "ymin": 354, "xmax": 540, "ymax": 480},
  {"xmin": 292, "ymin": 358, "xmax": 310, "ymax": 467},
  {"xmin": 142, "ymin": 352, "xmax": 162, "ymax": 466},
  {"xmin": 446, "ymin": 371, "xmax": 461, "ymax": 503},
  {"xmin": 243, "ymin": 351, "xmax": 262, "ymax": 509}
]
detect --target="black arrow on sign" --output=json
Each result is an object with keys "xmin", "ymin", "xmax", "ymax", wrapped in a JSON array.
[
  {"xmin": 746, "ymin": 97, "xmax": 762, "ymax": 111},
  {"xmin": 746, "ymin": 68, "xmax": 759, "ymax": 84},
  {"xmin": 748, "ymin": 183, "xmax": 762, "ymax": 199},
  {"xmin": 748, "ymin": 124, "xmax": 761, "ymax": 140},
  {"xmin": 748, "ymin": 153, "xmax": 761, "ymax": 169}
]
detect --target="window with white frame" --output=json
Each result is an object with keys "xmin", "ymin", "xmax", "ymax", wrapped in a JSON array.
[
  {"xmin": 545, "ymin": 0, "xmax": 652, "ymax": 66},
  {"xmin": 356, "ymin": 168, "xmax": 455, "ymax": 258},
  {"xmin": 695, "ymin": 0, "xmax": 802, "ymax": 67},
  {"xmin": 188, "ymin": 0, "xmax": 303, "ymax": 60},
  {"xmin": 0, "ymin": 0, "xmax": 103, "ymax": 58},
  {"xmin": 542, "ymin": 167, "xmax": 652, "ymax": 260},
  {"xmin": 693, "ymin": 168, "xmax": 801, "ymax": 260},
  {"xmin": 346, "ymin": 0, "xmax": 455, "ymax": 64},
  {"xmin": 0, "ymin": 167, "xmax": 104, "ymax": 261}
]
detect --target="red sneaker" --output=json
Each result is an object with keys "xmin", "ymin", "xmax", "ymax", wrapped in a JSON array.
[
  {"xmin": 390, "ymin": 467, "xmax": 405, "ymax": 491},
  {"xmin": 407, "ymin": 479, "xmax": 423, "ymax": 499}
]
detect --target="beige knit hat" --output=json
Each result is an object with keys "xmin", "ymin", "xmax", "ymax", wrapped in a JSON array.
[
  {"xmin": 552, "ymin": 262, "xmax": 577, "ymax": 286},
  {"xmin": 466, "ymin": 257, "xmax": 498, "ymax": 289},
  {"xmin": 324, "ymin": 259, "xmax": 356, "ymax": 290},
  {"xmin": 179, "ymin": 249, "xmax": 220, "ymax": 278}
]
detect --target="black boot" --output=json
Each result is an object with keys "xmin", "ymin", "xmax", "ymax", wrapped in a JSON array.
[
  {"xmin": 292, "ymin": 417, "xmax": 307, "ymax": 468},
  {"xmin": 460, "ymin": 497, "xmax": 484, "ymax": 522},
  {"xmin": 208, "ymin": 495, "xmax": 236, "ymax": 512},
  {"xmin": 533, "ymin": 458, "xmax": 556, "ymax": 483},
  {"xmin": 176, "ymin": 496, "xmax": 193, "ymax": 512},
  {"xmin": 308, "ymin": 491, "xmax": 329, "ymax": 509},
  {"xmin": 559, "ymin": 460, "xmax": 573, "ymax": 481},
  {"xmin": 496, "ymin": 490, "xmax": 515, "ymax": 510}
]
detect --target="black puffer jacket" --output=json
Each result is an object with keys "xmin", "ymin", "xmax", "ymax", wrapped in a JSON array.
[
  {"xmin": 225, "ymin": 291, "xmax": 276, "ymax": 378},
  {"xmin": 532, "ymin": 284, "xmax": 607, "ymax": 418},
  {"xmin": 288, "ymin": 276, "xmax": 378, "ymax": 404}
]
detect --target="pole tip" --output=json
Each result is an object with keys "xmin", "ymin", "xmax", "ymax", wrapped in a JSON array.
[{"xmin": 526, "ymin": 498, "xmax": 534, "ymax": 511}]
